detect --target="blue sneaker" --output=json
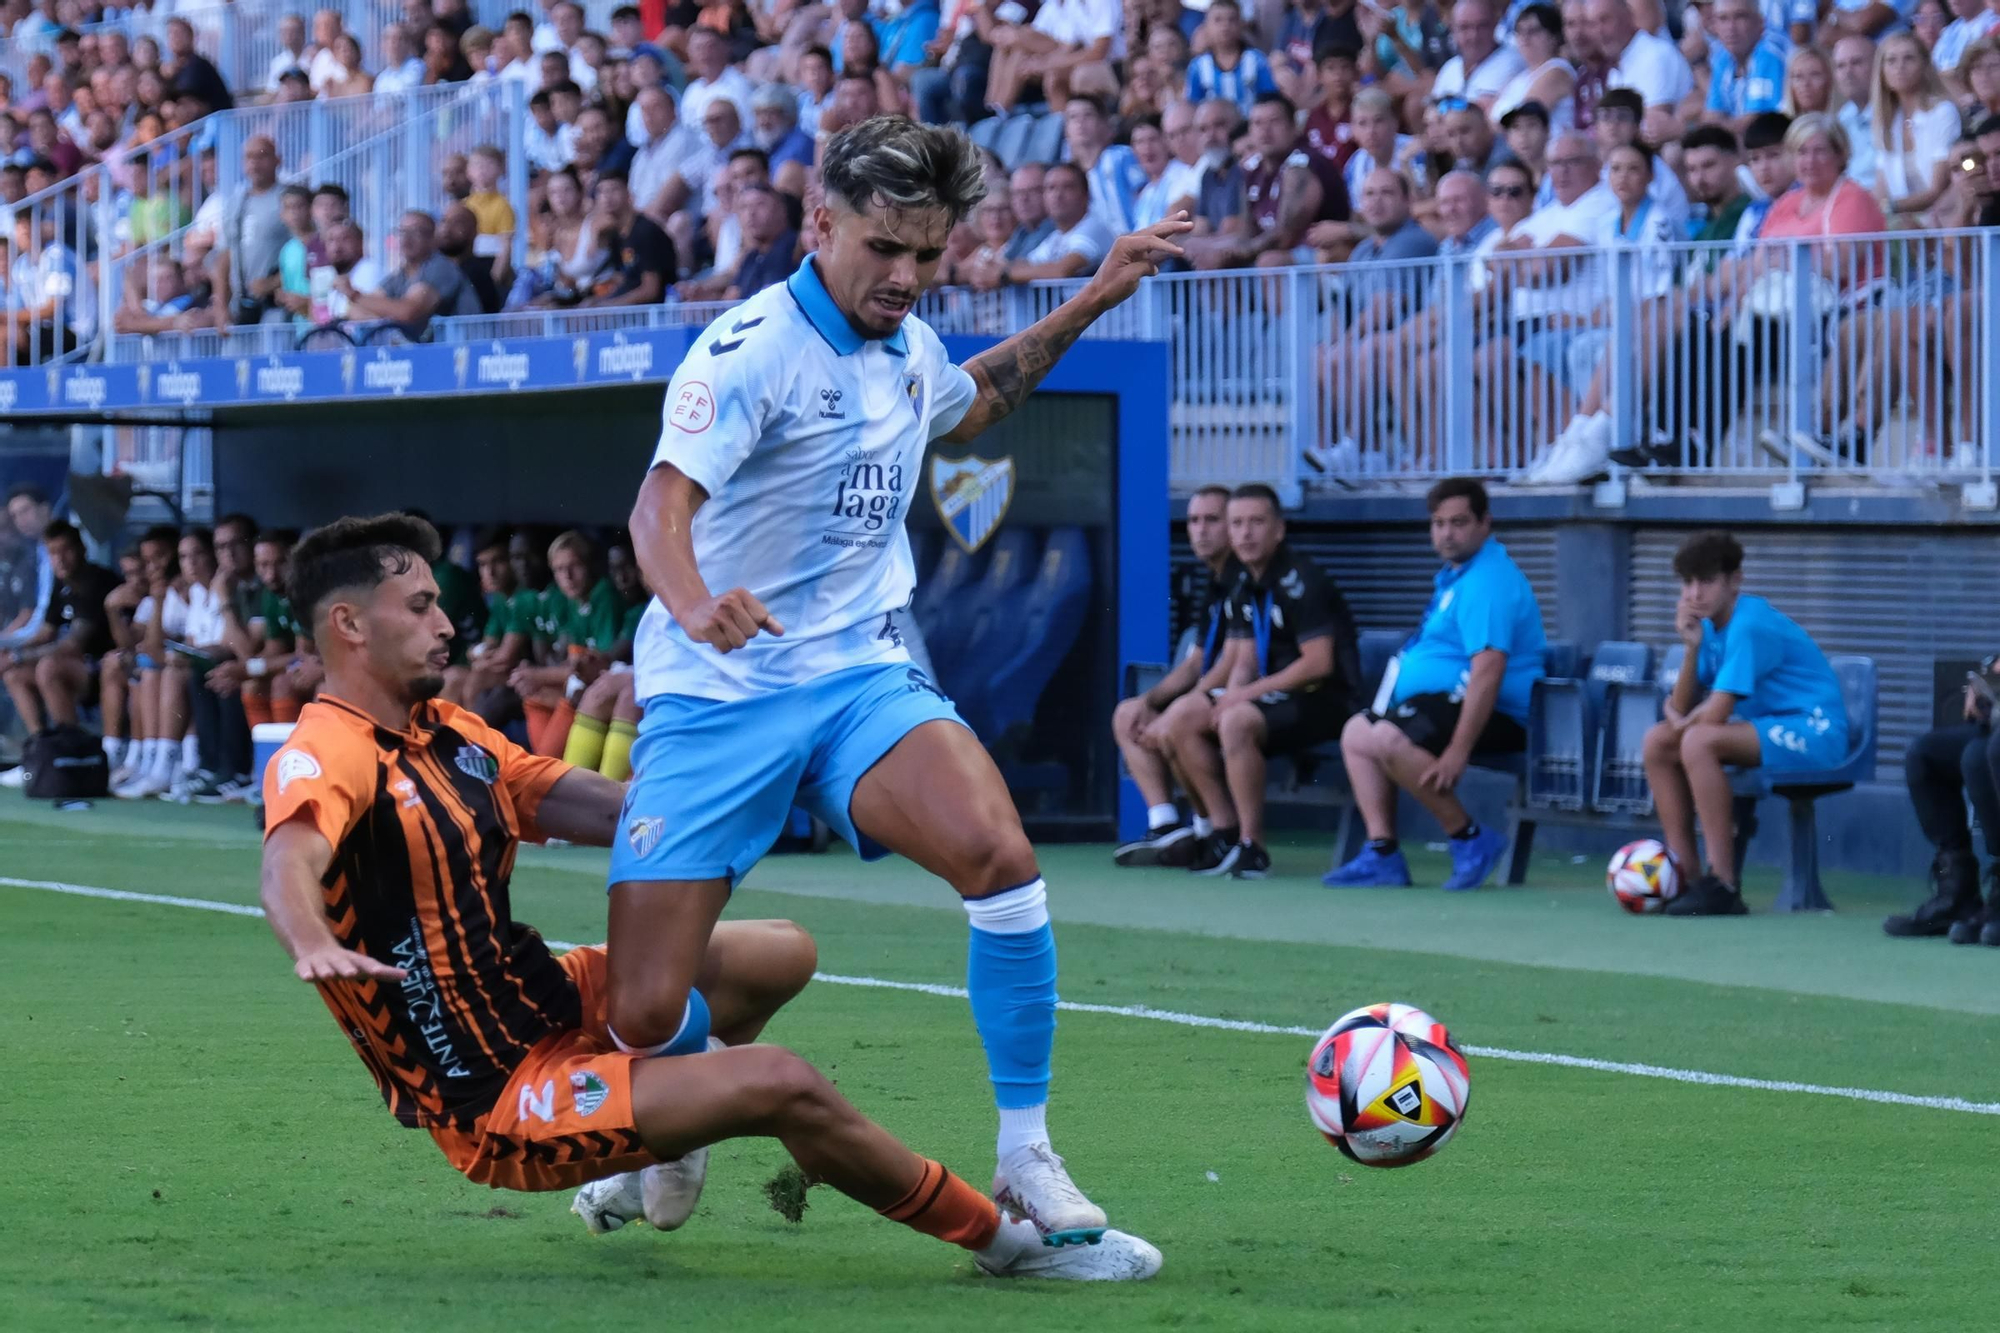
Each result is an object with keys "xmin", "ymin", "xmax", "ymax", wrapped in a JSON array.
[
  {"xmin": 1441, "ymin": 825, "xmax": 1509, "ymax": 891},
  {"xmin": 1322, "ymin": 846, "xmax": 1413, "ymax": 887}
]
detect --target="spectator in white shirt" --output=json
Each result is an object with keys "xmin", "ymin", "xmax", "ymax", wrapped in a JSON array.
[
  {"xmin": 524, "ymin": 87, "xmax": 579, "ymax": 172},
  {"xmin": 1588, "ymin": 0, "xmax": 1694, "ymax": 138},
  {"xmin": 1834, "ymin": 33, "xmax": 1882, "ymax": 187},
  {"xmin": 1872, "ymin": 31, "xmax": 1960, "ymax": 214},
  {"xmin": 630, "ymin": 87, "xmax": 701, "ymax": 218},
  {"xmin": 267, "ymin": 14, "xmax": 309, "ymax": 88},
  {"xmin": 374, "ymin": 24, "xmax": 427, "ymax": 94},
  {"xmin": 986, "ymin": 0, "xmax": 1123, "ymax": 112},
  {"xmin": 681, "ymin": 28, "xmax": 757, "ymax": 132},
  {"xmin": 1133, "ymin": 109, "xmax": 1203, "ymax": 225},
  {"xmin": 306, "ymin": 9, "xmax": 348, "ymax": 94},
  {"xmin": 1433, "ymin": 0, "xmax": 1527, "ymax": 112},
  {"xmin": 982, "ymin": 162, "xmax": 1115, "ymax": 283}
]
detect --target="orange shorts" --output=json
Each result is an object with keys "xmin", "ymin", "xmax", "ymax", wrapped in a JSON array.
[{"xmin": 429, "ymin": 945, "xmax": 665, "ymax": 1192}]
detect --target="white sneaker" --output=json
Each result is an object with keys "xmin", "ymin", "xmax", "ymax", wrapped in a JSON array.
[
  {"xmin": 0, "ymin": 764, "xmax": 27, "ymax": 789},
  {"xmin": 107, "ymin": 761, "xmax": 136, "ymax": 789},
  {"xmin": 571, "ymin": 1171, "xmax": 647, "ymax": 1234},
  {"xmin": 993, "ymin": 1143, "xmax": 1107, "ymax": 1242},
  {"xmin": 119, "ymin": 764, "xmax": 172, "ymax": 799},
  {"xmin": 975, "ymin": 1217, "xmax": 1162, "ymax": 1281},
  {"xmin": 1539, "ymin": 413, "xmax": 1613, "ymax": 485},
  {"xmin": 639, "ymin": 1146, "xmax": 710, "ymax": 1230}
]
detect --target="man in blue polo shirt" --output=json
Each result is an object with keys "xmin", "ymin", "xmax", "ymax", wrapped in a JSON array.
[
  {"xmin": 1325, "ymin": 478, "xmax": 1547, "ymax": 891},
  {"xmin": 1642, "ymin": 530, "xmax": 1847, "ymax": 917}
]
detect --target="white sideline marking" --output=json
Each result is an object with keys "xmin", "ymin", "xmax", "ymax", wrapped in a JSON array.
[{"xmin": 9, "ymin": 875, "xmax": 2000, "ymax": 1119}]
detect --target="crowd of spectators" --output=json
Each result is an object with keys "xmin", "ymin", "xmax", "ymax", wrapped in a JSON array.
[
  {"xmin": 0, "ymin": 481, "xmax": 651, "ymax": 802},
  {"xmin": 4, "ymin": 0, "xmax": 2000, "ymax": 467}
]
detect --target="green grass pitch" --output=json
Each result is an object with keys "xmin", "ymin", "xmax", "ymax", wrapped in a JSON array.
[{"xmin": 6, "ymin": 795, "xmax": 2000, "ymax": 1332}]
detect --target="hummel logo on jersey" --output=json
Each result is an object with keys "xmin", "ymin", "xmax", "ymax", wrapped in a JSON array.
[{"xmin": 819, "ymin": 387, "xmax": 846, "ymax": 419}]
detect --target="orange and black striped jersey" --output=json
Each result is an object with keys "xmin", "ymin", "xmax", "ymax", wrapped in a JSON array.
[{"xmin": 262, "ymin": 695, "xmax": 580, "ymax": 1130}]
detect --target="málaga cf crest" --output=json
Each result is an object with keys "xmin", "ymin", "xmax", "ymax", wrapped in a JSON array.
[{"xmin": 929, "ymin": 454, "xmax": 1014, "ymax": 553}]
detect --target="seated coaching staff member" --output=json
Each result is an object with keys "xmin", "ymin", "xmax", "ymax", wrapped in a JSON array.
[
  {"xmin": 0, "ymin": 520, "xmax": 118, "ymax": 737},
  {"xmin": 1183, "ymin": 483, "xmax": 1361, "ymax": 880},
  {"xmin": 1325, "ymin": 477, "xmax": 1546, "ymax": 892},
  {"xmin": 1112, "ymin": 484, "xmax": 1240, "ymax": 867}
]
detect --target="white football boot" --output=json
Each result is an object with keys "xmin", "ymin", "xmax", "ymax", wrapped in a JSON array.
[
  {"xmin": 993, "ymin": 1143, "xmax": 1107, "ymax": 1245},
  {"xmin": 570, "ymin": 1038, "xmax": 722, "ymax": 1234},
  {"xmin": 570, "ymin": 1171, "xmax": 648, "ymax": 1234},
  {"xmin": 975, "ymin": 1216, "xmax": 1162, "ymax": 1281}
]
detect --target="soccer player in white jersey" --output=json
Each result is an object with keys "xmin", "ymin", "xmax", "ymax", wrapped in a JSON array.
[{"xmin": 573, "ymin": 116, "xmax": 1188, "ymax": 1264}]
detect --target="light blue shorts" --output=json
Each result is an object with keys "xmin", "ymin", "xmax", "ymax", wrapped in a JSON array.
[
  {"xmin": 607, "ymin": 661, "xmax": 967, "ymax": 888},
  {"xmin": 1751, "ymin": 707, "xmax": 1848, "ymax": 774}
]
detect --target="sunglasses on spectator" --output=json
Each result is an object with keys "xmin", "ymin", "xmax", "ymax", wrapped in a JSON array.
[
  {"xmin": 1487, "ymin": 183, "xmax": 1528, "ymax": 198},
  {"xmin": 1432, "ymin": 95, "xmax": 1471, "ymax": 113}
]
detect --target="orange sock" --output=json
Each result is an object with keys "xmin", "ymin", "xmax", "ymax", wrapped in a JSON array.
[
  {"xmin": 241, "ymin": 689, "xmax": 272, "ymax": 728},
  {"xmin": 523, "ymin": 699, "xmax": 554, "ymax": 752},
  {"xmin": 538, "ymin": 699, "xmax": 576, "ymax": 757},
  {"xmin": 877, "ymin": 1158, "xmax": 1000, "ymax": 1251},
  {"xmin": 273, "ymin": 695, "xmax": 300, "ymax": 724}
]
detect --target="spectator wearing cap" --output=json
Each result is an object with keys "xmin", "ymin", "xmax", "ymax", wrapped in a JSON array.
[
  {"xmin": 1588, "ymin": 0, "xmax": 1691, "ymax": 140},
  {"xmin": 1184, "ymin": 0, "xmax": 1278, "ymax": 118},
  {"xmin": 984, "ymin": 162, "xmax": 1114, "ymax": 282},
  {"xmin": 1594, "ymin": 87, "xmax": 1690, "ymax": 217},
  {"xmin": 1872, "ymin": 32, "xmax": 1959, "ymax": 218},
  {"xmin": 1833, "ymin": 34, "xmax": 1881, "ymax": 187},
  {"xmin": 1501, "ymin": 101, "xmax": 1554, "ymax": 201},
  {"xmin": 1064, "ymin": 96, "xmax": 1149, "ymax": 234},
  {"xmin": 1435, "ymin": 0, "xmax": 1526, "ymax": 113},
  {"xmin": 749, "ymin": 82, "xmax": 814, "ymax": 197},
  {"xmin": 1302, "ymin": 44, "xmax": 1361, "ymax": 172},
  {"xmin": 1704, "ymin": 0, "xmax": 1788, "ymax": 133},
  {"xmin": 342, "ymin": 210, "xmax": 481, "ymax": 335},
  {"xmin": 1003, "ymin": 162, "xmax": 1057, "ymax": 257},
  {"xmin": 1495, "ymin": 4, "xmax": 1578, "ymax": 131}
]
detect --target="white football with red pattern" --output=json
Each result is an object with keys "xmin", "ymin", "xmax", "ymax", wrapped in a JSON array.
[
  {"xmin": 1606, "ymin": 839, "xmax": 1679, "ymax": 914},
  {"xmin": 1305, "ymin": 1003, "xmax": 1470, "ymax": 1168}
]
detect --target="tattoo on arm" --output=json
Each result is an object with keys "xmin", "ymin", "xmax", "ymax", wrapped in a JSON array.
[{"xmin": 958, "ymin": 319, "xmax": 1086, "ymax": 433}]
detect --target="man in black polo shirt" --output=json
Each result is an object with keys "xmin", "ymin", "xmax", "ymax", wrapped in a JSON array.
[
  {"xmin": 1167, "ymin": 484, "xmax": 1360, "ymax": 879},
  {"xmin": 0, "ymin": 520, "xmax": 117, "ymax": 734},
  {"xmin": 1112, "ymin": 484, "xmax": 1242, "ymax": 867},
  {"xmin": 581, "ymin": 171, "xmax": 677, "ymax": 308}
]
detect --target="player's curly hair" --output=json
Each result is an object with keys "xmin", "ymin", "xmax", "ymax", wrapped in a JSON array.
[
  {"xmin": 290, "ymin": 512, "xmax": 442, "ymax": 629},
  {"xmin": 1673, "ymin": 530, "xmax": 1745, "ymax": 582},
  {"xmin": 820, "ymin": 115, "xmax": 987, "ymax": 226}
]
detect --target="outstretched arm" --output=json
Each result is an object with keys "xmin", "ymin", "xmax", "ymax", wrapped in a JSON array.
[
  {"xmin": 942, "ymin": 214, "xmax": 1191, "ymax": 443},
  {"xmin": 262, "ymin": 820, "xmax": 407, "ymax": 983}
]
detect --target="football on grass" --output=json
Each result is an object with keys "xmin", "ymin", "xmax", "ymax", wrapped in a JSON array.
[
  {"xmin": 1305, "ymin": 1003, "xmax": 1470, "ymax": 1168},
  {"xmin": 1607, "ymin": 839, "xmax": 1679, "ymax": 913}
]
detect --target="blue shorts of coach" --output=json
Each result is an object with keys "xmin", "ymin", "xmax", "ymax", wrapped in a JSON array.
[{"xmin": 607, "ymin": 661, "xmax": 967, "ymax": 888}]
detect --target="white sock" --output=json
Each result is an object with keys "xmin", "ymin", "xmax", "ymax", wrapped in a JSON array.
[
  {"xmin": 1192, "ymin": 814, "xmax": 1214, "ymax": 837},
  {"xmin": 997, "ymin": 1103, "xmax": 1050, "ymax": 1160},
  {"xmin": 154, "ymin": 743, "xmax": 178, "ymax": 779},
  {"xmin": 142, "ymin": 738, "xmax": 163, "ymax": 771},
  {"xmin": 102, "ymin": 736, "xmax": 123, "ymax": 765},
  {"xmin": 1146, "ymin": 802, "xmax": 1177, "ymax": 831},
  {"xmin": 181, "ymin": 735, "xmax": 200, "ymax": 771}
]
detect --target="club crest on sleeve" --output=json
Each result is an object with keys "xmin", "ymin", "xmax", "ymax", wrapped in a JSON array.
[
  {"xmin": 454, "ymin": 745, "xmax": 499, "ymax": 784},
  {"xmin": 275, "ymin": 749, "xmax": 321, "ymax": 793},
  {"xmin": 626, "ymin": 816, "xmax": 665, "ymax": 858}
]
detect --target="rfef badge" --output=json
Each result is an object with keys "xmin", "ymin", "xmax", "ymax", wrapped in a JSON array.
[{"xmin": 930, "ymin": 454, "xmax": 1014, "ymax": 553}]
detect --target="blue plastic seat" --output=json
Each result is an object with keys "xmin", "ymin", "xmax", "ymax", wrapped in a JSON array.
[
  {"xmin": 991, "ymin": 112, "xmax": 1038, "ymax": 171},
  {"xmin": 1020, "ymin": 111, "xmax": 1065, "ymax": 167},
  {"xmin": 1727, "ymin": 654, "xmax": 1879, "ymax": 912},
  {"xmin": 931, "ymin": 529, "xmax": 1038, "ymax": 713},
  {"xmin": 913, "ymin": 538, "xmax": 989, "ymax": 674},
  {"xmin": 967, "ymin": 528, "xmax": 1093, "ymax": 741},
  {"xmin": 1592, "ymin": 642, "xmax": 1684, "ymax": 814},
  {"xmin": 1356, "ymin": 629, "xmax": 1404, "ymax": 707}
]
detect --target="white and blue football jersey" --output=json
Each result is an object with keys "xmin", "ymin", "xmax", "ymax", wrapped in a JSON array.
[{"xmin": 634, "ymin": 257, "xmax": 979, "ymax": 703}]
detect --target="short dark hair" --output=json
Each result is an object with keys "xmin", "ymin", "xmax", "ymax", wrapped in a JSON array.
[
  {"xmin": 1597, "ymin": 87, "xmax": 1644, "ymax": 119},
  {"xmin": 137, "ymin": 523, "xmax": 179, "ymax": 550},
  {"xmin": 1516, "ymin": 2, "xmax": 1563, "ymax": 40},
  {"xmin": 5, "ymin": 482, "xmax": 48, "ymax": 506},
  {"xmin": 1681, "ymin": 124, "xmax": 1739, "ymax": 156},
  {"xmin": 254, "ymin": 527, "xmax": 296, "ymax": 549},
  {"xmin": 180, "ymin": 524, "xmax": 214, "ymax": 553},
  {"xmin": 1314, "ymin": 40, "xmax": 1360, "ymax": 65},
  {"xmin": 474, "ymin": 526, "xmax": 511, "ymax": 556},
  {"xmin": 290, "ymin": 513, "xmax": 443, "ymax": 631},
  {"xmin": 1743, "ymin": 111, "xmax": 1792, "ymax": 152},
  {"xmin": 42, "ymin": 518, "xmax": 81, "ymax": 549},
  {"xmin": 312, "ymin": 181, "xmax": 350, "ymax": 206},
  {"xmin": 595, "ymin": 168, "xmax": 630, "ymax": 189},
  {"xmin": 1044, "ymin": 161, "xmax": 1087, "ymax": 190},
  {"xmin": 728, "ymin": 145, "xmax": 771, "ymax": 172},
  {"xmin": 1229, "ymin": 482, "xmax": 1283, "ymax": 514},
  {"xmin": 1191, "ymin": 483, "xmax": 1231, "ymax": 505},
  {"xmin": 280, "ymin": 183, "xmax": 312, "ymax": 206},
  {"xmin": 802, "ymin": 43, "xmax": 834, "ymax": 65},
  {"xmin": 1673, "ymin": 530, "xmax": 1745, "ymax": 581},
  {"xmin": 1425, "ymin": 477, "xmax": 1489, "ymax": 519},
  {"xmin": 1252, "ymin": 90, "xmax": 1296, "ymax": 119},
  {"xmin": 214, "ymin": 511, "xmax": 258, "ymax": 538}
]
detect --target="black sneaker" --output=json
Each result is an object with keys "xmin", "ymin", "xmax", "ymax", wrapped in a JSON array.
[
  {"xmin": 1113, "ymin": 823, "xmax": 1196, "ymax": 867},
  {"xmin": 1184, "ymin": 832, "xmax": 1235, "ymax": 873},
  {"xmin": 1196, "ymin": 839, "xmax": 1271, "ymax": 880},
  {"xmin": 1951, "ymin": 864, "xmax": 2000, "ymax": 944},
  {"xmin": 1884, "ymin": 851, "xmax": 1980, "ymax": 938},
  {"xmin": 1662, "ymin": 873, "xmax": 1748, "ymax": 917}
]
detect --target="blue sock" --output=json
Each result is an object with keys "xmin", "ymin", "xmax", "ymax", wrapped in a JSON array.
[
  {"xmin": 964, "ymin": 878, "xmax": 1056, "ymax": 1115},
  {"xmin": 607, "ymin": 987, "xmax": 710, "ymax": 1057}
]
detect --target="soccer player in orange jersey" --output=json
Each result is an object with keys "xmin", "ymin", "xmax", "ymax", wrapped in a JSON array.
[{"xmin": 257, "ymin": 512, "xmax": 1158, "ymax": 1279}]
